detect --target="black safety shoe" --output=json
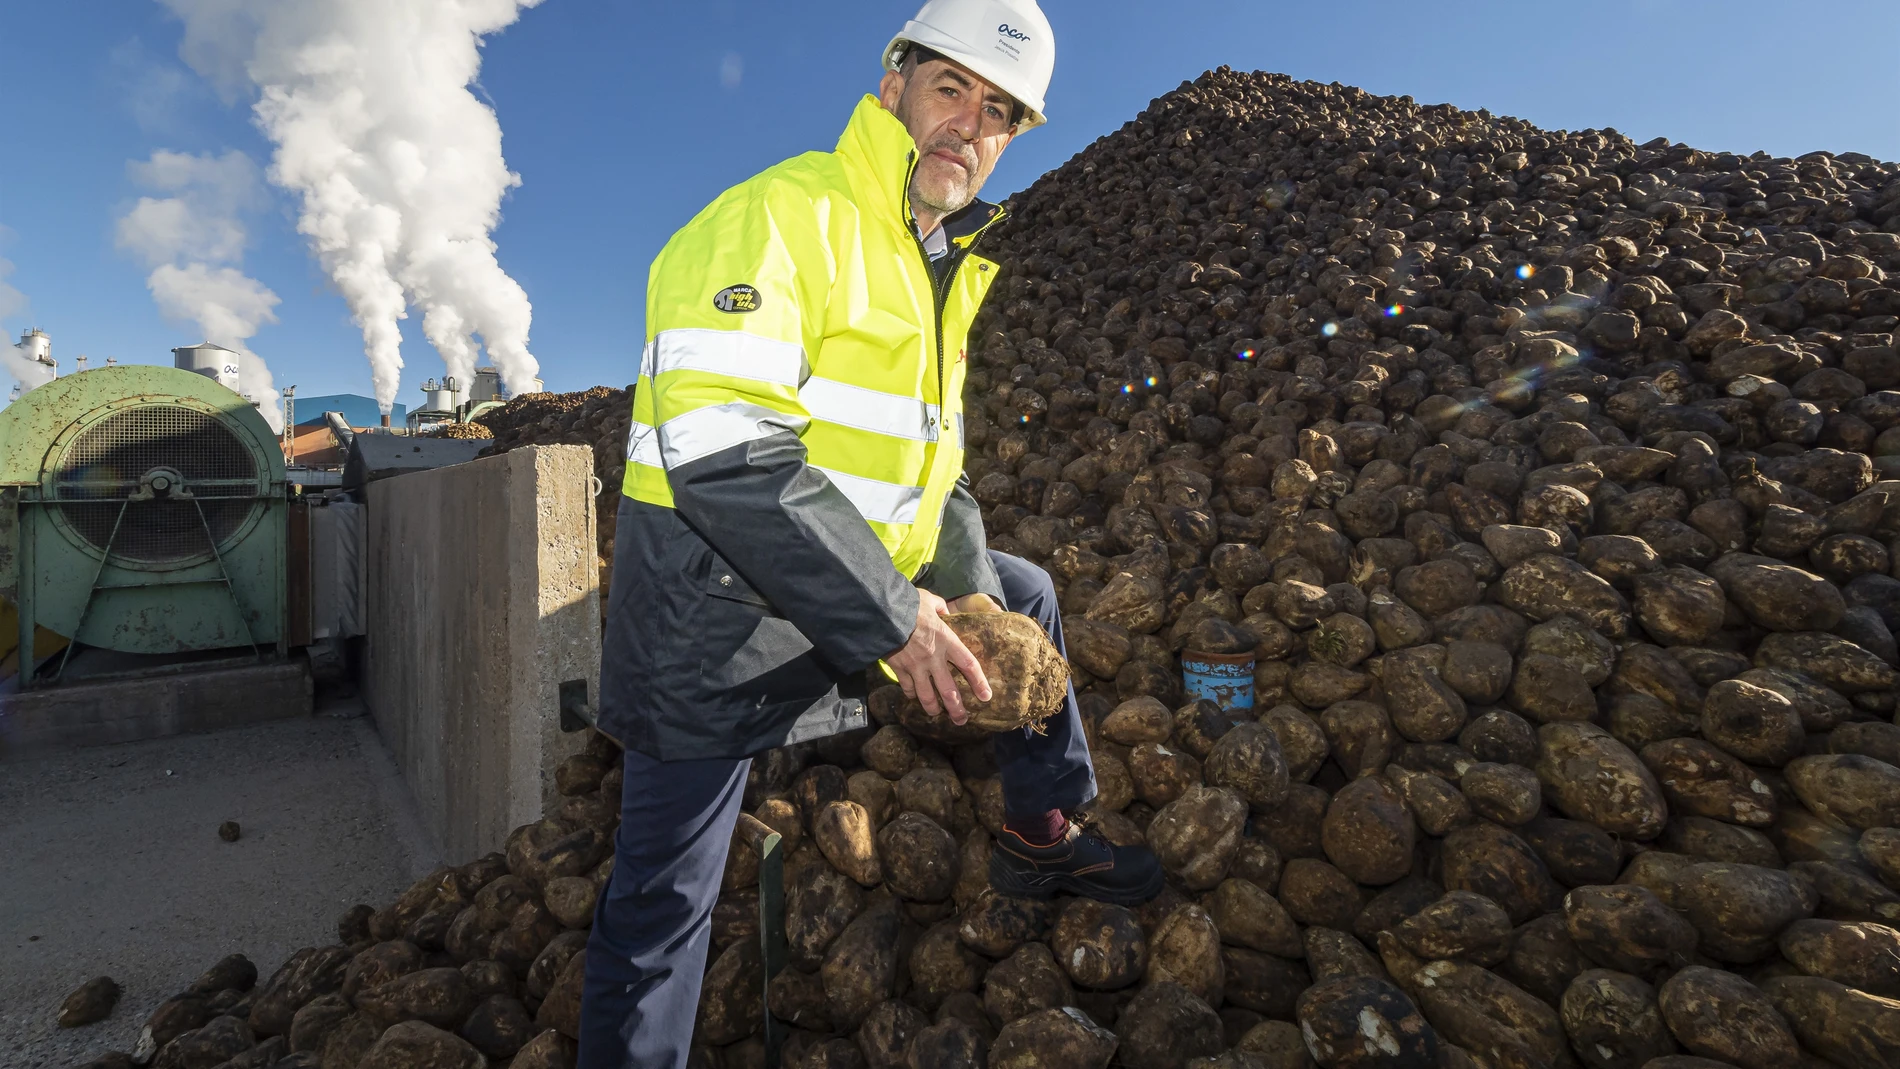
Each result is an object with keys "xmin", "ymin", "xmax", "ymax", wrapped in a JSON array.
[{"xmin": 989, "ymin": 812, "xmax": 1165, "ymax": 905}]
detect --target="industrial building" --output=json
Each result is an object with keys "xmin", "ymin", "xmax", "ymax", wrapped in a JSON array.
[
  {"xmin": 1, "ymin": 328, "xmax": 586, "ymax": 1065},
  {"xmin": 0, "ymin": 332, "xmax": 539, "ymax": 706}
]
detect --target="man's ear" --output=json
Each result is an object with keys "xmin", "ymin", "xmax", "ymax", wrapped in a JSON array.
[{"xmin": 878, "ymin": 69, "xmax": 906, "ymax": 114}]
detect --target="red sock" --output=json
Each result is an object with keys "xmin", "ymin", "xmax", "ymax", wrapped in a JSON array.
[{"xmin": 1005, "ymin": 809, "xmax": 1068, "ymax": 847}]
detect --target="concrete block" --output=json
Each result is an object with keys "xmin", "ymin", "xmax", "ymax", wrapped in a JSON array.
[
  {"xmin": 0, "ymin": 661, "xmax": 313, "ymax": 759},
  {"xmin": 364, "ymin": 444, "xmax": 599, "ymax": 859}
]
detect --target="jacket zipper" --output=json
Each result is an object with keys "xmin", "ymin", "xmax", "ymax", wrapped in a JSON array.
[
  {"xmin": 900, "ymin": 149, "xmax": 1004, "ymax": 436},
  {"xmin": 901, "ymin": 151, "xmax": 950, "ymax": 426}
]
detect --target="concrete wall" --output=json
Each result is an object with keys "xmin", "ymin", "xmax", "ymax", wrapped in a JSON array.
[
  {"xmin": 364, "ymin": 445, "xmax": 598, "ymax": 859},
  {"xmin": 0, "ymin": 661, "xmax": 312, "ymax": 758}
]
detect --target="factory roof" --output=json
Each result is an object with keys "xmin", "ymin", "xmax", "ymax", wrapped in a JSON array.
[
  {"xmin": 294, "ymin": 394, "xmax": 407, "ymax": 428},
  {"xmin": 343, "ymin": 434, "xmax": 488, "ymax": 489}
]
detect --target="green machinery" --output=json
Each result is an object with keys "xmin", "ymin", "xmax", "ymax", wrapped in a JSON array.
[{"xmin": 0, "ymin": 365, "xmax": 287, "ymax": 685}]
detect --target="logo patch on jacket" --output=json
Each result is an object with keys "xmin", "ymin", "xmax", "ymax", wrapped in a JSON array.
[{"xmin": 712, "ymin": 284, "xmax": 761, "ymax": 314}]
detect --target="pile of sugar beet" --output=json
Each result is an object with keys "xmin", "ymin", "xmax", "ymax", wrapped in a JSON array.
[{"xmin": 88, "ymin": 66, "xmax": 1900, "ymax": 1069}]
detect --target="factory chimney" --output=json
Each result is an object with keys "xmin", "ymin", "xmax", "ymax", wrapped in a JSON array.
[{"xmin": 381, "ymin": 414, "xmax": 392, "ymax": 430}]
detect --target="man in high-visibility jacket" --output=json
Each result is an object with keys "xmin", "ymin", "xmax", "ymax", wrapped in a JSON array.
[{"xmin": 578, "ymin": 3, "xmax": 1160, "ymax": 1064}]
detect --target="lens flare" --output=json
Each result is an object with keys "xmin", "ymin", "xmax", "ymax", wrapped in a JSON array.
[
  {"xmin": 1258, "ymin": 181, "xmax": 1296, "ymax": 211},
  {"xmin": 1321, "ymin": 322, "xmax": 1339, "ymax": 337},
  {"xmin": 1516, "ymin": 264, "xmax": 1535, "ymax": 280},
  {"xmin": 1121, "ymin": 383, "xmax": 1133, "ymax": 394},
  {"xmin": 1237, "ymin": 349, "xmax": 1255, "ymax": 361},
  {"xmin": 1146, "ymin": 376, "xmax": 1158, "ymax": 387},
  {"xmin": 1385, "ymin": 304, "xmax": 1405, "ymax": 317},
  {"xmin": 1499, "ymin": 364, "xmax": 1549, "ymax": 395}
]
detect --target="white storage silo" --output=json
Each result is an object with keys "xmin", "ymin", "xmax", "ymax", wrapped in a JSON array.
[
  {"xmin": 173, "ymin": 342, "xmax": 243, "ymax": 395},
  {"xmin": 18, "ymin": 328, "xmax": 53, "ymax": 369},
  {"xmin": 424, "ymin": 376, "xmax": 462, "ymax": 414}
]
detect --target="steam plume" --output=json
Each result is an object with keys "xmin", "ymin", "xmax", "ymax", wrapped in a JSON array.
[
  {"xmin": 162, "ymin": 0, "xmax": 544, "ymax": 412},
  {"xmin": 0, "ymin": 254, "xmax": 54, "ymax": 396},
  {"xmin": 117, "ymin": 150, "xmax": 285, "ymax": 431},
  {"xmin": 0, "ymin": 341, "xmax": 54, "ymax": 395},
  {"xmin": 1, "ymin": 338, "xmax": 56, "ymax": 394}
]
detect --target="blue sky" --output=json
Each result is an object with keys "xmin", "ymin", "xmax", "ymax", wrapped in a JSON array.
[{"xmin": 3, "ymin": 0, "xmax": 1897, "ymax": 411}]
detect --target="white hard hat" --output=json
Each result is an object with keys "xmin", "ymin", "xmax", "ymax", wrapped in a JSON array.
[{"xmin": 883, "ymin": 0, "xmax": 1055, "ymax": 131}]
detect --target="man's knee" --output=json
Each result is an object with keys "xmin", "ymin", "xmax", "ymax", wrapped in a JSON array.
[{"xmin": 989, "ymin": 550, "xmax": 1056, "ymax": 614}]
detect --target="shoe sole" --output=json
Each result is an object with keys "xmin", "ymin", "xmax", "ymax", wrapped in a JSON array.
[{"xmin": 987, "ymin": 851, "xmax": 1166, "ymax": 906}]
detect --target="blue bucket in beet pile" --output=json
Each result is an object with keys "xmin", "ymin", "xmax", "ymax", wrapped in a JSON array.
[{"xmin": 1181, "ymin": 650, "xmax": 1256, "ymax": 709}]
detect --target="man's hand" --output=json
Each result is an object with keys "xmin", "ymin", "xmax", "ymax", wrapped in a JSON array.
[
  {"xmin": 888, "ymin": 590, "xmax": 993, "ymax": 725},
  {"xmin": 948, "ymin": 592, "xmax": 1002, "ymax": 614}
]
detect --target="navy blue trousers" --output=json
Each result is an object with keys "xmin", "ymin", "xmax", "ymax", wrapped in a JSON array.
[
  {"xmin": 577, "ymin": 551, "xmax": 1095, "ymax": 1068},
  {"xmin": 984, "ymin": 552, "xmax": 1097, "ymax": 820}
]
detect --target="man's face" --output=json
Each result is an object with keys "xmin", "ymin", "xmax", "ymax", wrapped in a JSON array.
[{"xmin": 879, "ymin": 56, "xmax": 1017, "ymax": 220}]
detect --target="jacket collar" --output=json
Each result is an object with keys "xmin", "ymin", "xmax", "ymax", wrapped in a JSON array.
[{"xmin": 836, "ymin": 94, "xmax": 1003, "ymax": 251}]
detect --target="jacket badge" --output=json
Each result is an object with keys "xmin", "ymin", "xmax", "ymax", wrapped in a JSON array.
[{"xmin": 713, "ymin": 284, "xmax": 762, "ymax": 313}]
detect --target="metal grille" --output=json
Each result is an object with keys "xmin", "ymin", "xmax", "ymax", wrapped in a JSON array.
[{"xmin": 52, "ymin": 404, "xmax": 262, "ymax": 564}]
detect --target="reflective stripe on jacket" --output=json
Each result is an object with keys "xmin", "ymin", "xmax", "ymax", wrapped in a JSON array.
[
  {"xmin": 598, "ymin": 95, "xmax": 1008, "ymax": 760},
  {"xmin": 625, "ymin": 94, "xmax": 1001, "ymax": 572}
]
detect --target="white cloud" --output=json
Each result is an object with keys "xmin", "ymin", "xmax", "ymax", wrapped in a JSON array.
[
  {"xmin": 117, "ymin": 149, "xmax": 286, "ymax": 431},
  {"xmin": 148, "ymin": 263, "xmax": 280, "ymax": 345},
  {"xmin": 148, "ymin": 264, "xmax": 285, "ymax": 433},
  {"xmin": 118, "ymin": 195, "xmax": 250, "ymax": 267},
  {"xmin": 131, "ymin": 148, "xmax": 266, "ymax": 207},
  {"xmin": 109, "ymin": 38, "xmax": 205, "ymax": 135},
  {"xmin": 116, "ymin": 149, "xmax": 263, "ymax": 268},
  {"xmin": 163, "ymin": 0, "xmax": 264, "ymax": 103},
  {"xmin": 0, "ymin": 255, "xmax": 25, "ymax": 325}
]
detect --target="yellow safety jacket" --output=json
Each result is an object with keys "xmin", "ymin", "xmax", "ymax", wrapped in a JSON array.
[
  {"xmin": 623, "ymin": 94, "xmax": 1003, "ymax": 577},
  {"xmin": 600, "ymin": 95, "xmax": 1009, "ymax": 759}
]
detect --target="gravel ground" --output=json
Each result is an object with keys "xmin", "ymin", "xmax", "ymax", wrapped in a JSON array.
[{"xmin": 0, "ymin": 704, "xmax": 441, "ymax": 1068}]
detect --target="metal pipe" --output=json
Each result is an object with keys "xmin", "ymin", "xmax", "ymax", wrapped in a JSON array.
[{"xmin": 324, "ymin": 411, "xmax": 355, "ymax": 446}]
